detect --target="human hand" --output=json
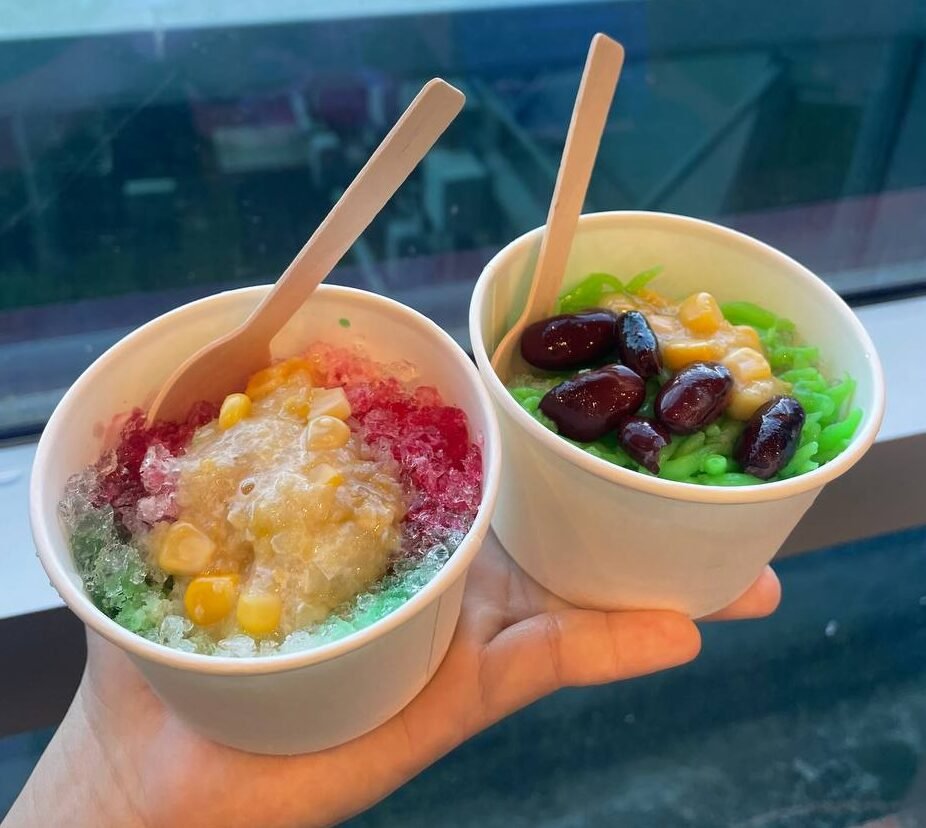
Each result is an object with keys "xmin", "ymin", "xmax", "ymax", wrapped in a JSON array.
[{"xmin": 5, "ymin": 532, "xmax": 779, "ymax": 828}]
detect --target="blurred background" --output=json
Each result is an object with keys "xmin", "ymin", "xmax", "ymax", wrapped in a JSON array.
[
  {"xmin": 1, "ymin": 0, "xmax": 925, "ymax": 433},
  {"xmin": 1, "ymin": 2, "xmax": 924, "ymax": 825}
]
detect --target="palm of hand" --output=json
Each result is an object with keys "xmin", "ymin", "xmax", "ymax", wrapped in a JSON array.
[{"xmin": 73, "ymin": 533, "xmax": 779, "ymax": 828}]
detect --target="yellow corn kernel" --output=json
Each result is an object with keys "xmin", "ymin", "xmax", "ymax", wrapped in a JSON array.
[
  {"xmin": 721, "ymin": 347, "xmax": 772, "ymax": 384},
  {"xmin": 158, "ymin": 522, "xmax": 216, "ymax": 575},
  {"xmin": 733, "ymin": 324, "xmax": 762, "ymax": 351},
  {"xmin": 184, "ymin": 575, "xmax": 239, "ymax": 626},
  {"xmin": 727, "ymin": 379, "xmax": 778, "ymax": 420},
  {"xmin": 304, "ymin": 415, "xmax": 351, "ymax": 451},
  {"xmin": 678, "ymin": 292, "xmax": 724, "ymax": 335},
  {"xmin": 662, "ymin": 339, "xmax": 726, "ymax": 371},
  {"xmin": 310, "ymin": 387, "xmax": 351, "ymax": 421},
  {"xmin": 308, "ymin": 463, "xmax": 344, "ymax": 486},
  {"xmin": 218, "ymin": 393, "xmax": 252, "ymax": 430},
  {"xmin": 236, "ymin": 591, "xmax": 283, "ymax": 636},
  {"xmin": 282, "ymin": 387, "xmax": 313, "ymax": 420}
]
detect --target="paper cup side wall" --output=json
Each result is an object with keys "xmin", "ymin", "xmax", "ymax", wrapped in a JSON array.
[
  {"xmin": 132, "ymin": 588, "xmax": 447, "ymax": 755},
  {"xmin": 492, "ymin": 401, "xmax": 820, "ymax": 617}
]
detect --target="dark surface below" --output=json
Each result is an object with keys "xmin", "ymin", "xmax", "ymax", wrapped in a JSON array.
[
  {"xmin": 0, "ymin": 608, "xmax": 85, "ymax": 736},
  {"xmin": 350, "ymin": 526, "xmax": 926, "ymax": 827},
  {"xmin": 1, "ymin": 526, "xmax": 925, "ymax": 826}
]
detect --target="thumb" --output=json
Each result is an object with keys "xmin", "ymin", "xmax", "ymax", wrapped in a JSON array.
[{"xmin": 477, "ymin": 609, "xmax": 701, "ymax": 725}]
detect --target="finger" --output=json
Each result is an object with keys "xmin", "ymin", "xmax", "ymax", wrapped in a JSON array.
[
  {"xmin": 84, "ymin": 628, "xmax": 130, "ymax": 678},
  {"xmin": 461, "ymin": 532, "xmax": 572, "ymax": 644},
  {"xmin": 700, "ymin": 567, "xmax": 781, "ymax": 621},
  {"xmin": 82, "ymin": 629, "xmax": 157, "ymax": 709},
  {"xmin": 478, "ymin": 609, "xmax": 701, "ymax": 725}
]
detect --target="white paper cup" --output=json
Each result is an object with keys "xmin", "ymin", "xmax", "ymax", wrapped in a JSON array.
[
  {"xmin": 31, "ymin": 285, "xmax": 500, "ymax": 755},
  {"xmin": 470, "ymin": 211, "xmax": 884, "ymax": 618}
]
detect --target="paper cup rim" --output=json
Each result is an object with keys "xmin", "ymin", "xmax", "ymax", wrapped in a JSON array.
[
  {"xmin": 31, "ymin": 284, "xmax": 501, "ymax": 675},
  {"xmin": 469, "ymin": 210, "xmax": 885, "ymax": 505}
]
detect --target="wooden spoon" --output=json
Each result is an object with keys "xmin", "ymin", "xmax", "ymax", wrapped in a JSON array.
[
  {"xmin": 491, "ymin": 34, "xmax": 624, "ymax": 381},
  {"xmin": 148, "ymin": 78, "xmax": 465, "ymax": 424}
]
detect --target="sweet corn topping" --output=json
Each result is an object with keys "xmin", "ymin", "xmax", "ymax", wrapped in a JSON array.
[
  {"xmin": 662, "ymin": 339, "xmax": 726, "ymax": 371},
  {"xmin": 304, "ymin": 415, "xmax": 351, "ymax": 451},
  {"xmin": 602, "ymin": 290, "xmax": 773, "ymax": 376},
  {"xmin": 236, "ymin": 591, "xmax": 283, "ymax": 636},
  {"xmin": 722, "ymin": 347, "xmax": 772, "ymax": 384},
  {"xmin": 282, "ymin": 386, "xmax": 313, "ymax": 420},
  {"xmin": 308, "ymin": 463, "xmax": 345, "ymax": 486},
  {"xmin": 157, "ymin": 521, "xmax": 216, "ymax": 576},
  {"xmin": 219, "ymin": 393, "xmax": 252, "ymax": 430},
  {"xmin": 733, "ymin": 324, "xmax": 762, "ymax": 351},
  {"xmin": 727, "ymin": 378, "xmax": 787, "ymax": 421},
  {"xmin": 678, "ymin": 292, "xmax": 724, "ymax": 335},
  {"xmin": 310, "ymin": 387, "xmax": 352, "ymax": 421},
  {"xmin": 184, "ymin": 575, "xmax": 239, "ymax": 626}
]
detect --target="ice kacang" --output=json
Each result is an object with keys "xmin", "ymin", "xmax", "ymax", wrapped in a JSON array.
[{"xmin": 60, "ymin": 343, "xmax": 482, "ymax": 657}]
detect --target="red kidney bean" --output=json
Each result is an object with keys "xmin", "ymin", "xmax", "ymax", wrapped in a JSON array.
[
  {"xmin": 618, "ymin": 416, "xmax": 672, "ymax": 474},
  {"xmin": 519, "ymin": 310, "xmax": 620, "ymax": 371},
  {"xmin": 655, "ymin": 362, "xmax": 734, "ymax": 434},
  {"xmin": 736, "ymin": 395, "xmax": 806, "ymax": 479},
  {"xmin": 540, "ymin": 365, "xmax": 645, "ymax": 441},
  {"xmin": 616, "ymin": 311, "xmax": 662, "ymax": 378}
]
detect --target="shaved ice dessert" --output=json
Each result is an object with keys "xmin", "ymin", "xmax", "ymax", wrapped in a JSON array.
[{"xmin": 59, "ymin": 343, "xmax": 483, "ymax": 657}]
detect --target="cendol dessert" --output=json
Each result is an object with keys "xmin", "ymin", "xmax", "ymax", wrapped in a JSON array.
[
  {"xmin": 60, "ymin": 343, "xmax": 482, "ymax": 656},
  {"xmin": 508, "ymin": 269, "xmax": 862, "ymax": 485}
]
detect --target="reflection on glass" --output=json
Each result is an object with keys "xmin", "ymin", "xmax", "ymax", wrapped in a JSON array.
[{"xmin": 1, "ymin": 2, "xmax": 924, "ymax": 432}]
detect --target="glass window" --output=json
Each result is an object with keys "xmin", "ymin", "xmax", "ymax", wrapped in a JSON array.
[{"xmin": 1, "ymin": 1, "xmax": 925, "ymax": 436}]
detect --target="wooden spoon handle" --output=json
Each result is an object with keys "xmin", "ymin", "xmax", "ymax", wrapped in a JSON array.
[
  {"xmin": 244, "ymin": 78, "xmax": 465, "ymax": 342},
  {"xmin": 525, "ymin": 34, "xmax": 624, "ymax": 322}
]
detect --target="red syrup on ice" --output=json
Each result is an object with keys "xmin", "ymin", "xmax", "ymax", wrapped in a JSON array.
[
  {"xmin": 93, "ymin": 401, "xmax": 218, "ymax": 529},
  {"xmin": 346, "ymin": 378, "xmax": 481, "ymax": 556}
]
